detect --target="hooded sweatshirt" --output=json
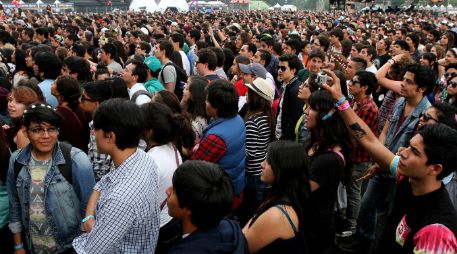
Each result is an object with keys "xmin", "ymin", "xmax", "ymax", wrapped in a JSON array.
[{"xmin": 167, "ymin": 219, "xmax": 248, "ymax": 254}]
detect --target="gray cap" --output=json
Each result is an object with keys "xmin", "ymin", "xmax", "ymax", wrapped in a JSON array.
[{"xmin": 239, "ymin": 63, "xmax": 267, "ymax": 79}]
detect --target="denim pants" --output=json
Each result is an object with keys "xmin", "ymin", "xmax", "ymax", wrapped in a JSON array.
[
  {"xmin": 237, "ymin": 174, "xmax": 268, "ymax": 226},
  {"xmin": 356, "ymin": 173, "xmax": 397, "ymax": 240},
  {"xmin": 346, "ymin": 162, "xmax": 372, "ymax": 226}
]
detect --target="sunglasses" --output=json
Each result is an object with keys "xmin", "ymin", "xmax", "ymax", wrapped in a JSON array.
[
  {"xmin": 448, "ymin": 81, "xmax": 457, "ymax": 88},
  {"xmin": 278, "ymin": 65, "xmax": 288, "ymax": 72},
  {"xmin": 420, "ymin": 112, "xmax": 439, "ymax": 122}
]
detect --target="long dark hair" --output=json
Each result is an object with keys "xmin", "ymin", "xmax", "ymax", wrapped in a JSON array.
[
  {"xmin": 245, "ymin": 89, "xmax": 275, "ymax": 141},
  {"xmin": 304, "ymin": 90, "xmax": 352, "ymax": 168},
  {"xmin": 186, "ymin": 76, "xmax": 208, "ymax": 120},
  {"xmin": 249, "ymin": 141, "xmax": 311, "ymax": 250},
  {"xmin": 142, "ymin": 102, "xmax": 195, "ymax": 152}
]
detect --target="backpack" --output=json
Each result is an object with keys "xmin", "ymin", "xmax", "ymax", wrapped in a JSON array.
[
  {"xmin": 130, "ymin": 89, "xmax": 153, "ymax": 103},
  {"xmin": 160, "ymin": 62, "xmax": 188, "ymax": 101},
  {"xmin": 14, "ymin": 142, "xmax": 73, "ymax": 183}
]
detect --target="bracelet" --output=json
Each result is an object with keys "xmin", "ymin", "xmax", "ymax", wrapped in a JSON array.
[
  {"xmin": 337, "ymin": 100, "xmax": 350, "ymax": 111},
  {"xmin": 82, "ymin": 215, "xmax": 94, "ymax": 223},
  {"xmin": 388, "ymin": 59, "xmax": 395, "ymax": 65},
  {"xmin": 335, "ymin": 96, "xmax": 346, "ymax": 107},
  {"xmin": 14, "ymin": 243, "xmax": 24, "ymax": 250}
]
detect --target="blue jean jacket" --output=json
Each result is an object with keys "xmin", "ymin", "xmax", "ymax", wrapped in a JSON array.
[
  {"xmin": 385, "ymin": 96, "xmax": 431, "ymax": 153},
  {"xmin": 7, "ymin": 142, "xmax": 95, "ymax": 251}
]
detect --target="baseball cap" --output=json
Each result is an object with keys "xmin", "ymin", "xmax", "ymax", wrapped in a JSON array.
[
  {"xmin": 144, "ymin": 56, "xmax": 162, "ymax": 72},
  {"xmin": 238, "ymin": 63, "xmax": 267, "ymax": 79},
  {"xmin": 245, "ymin": 78, "xmax": 274, "ymax": 102}
]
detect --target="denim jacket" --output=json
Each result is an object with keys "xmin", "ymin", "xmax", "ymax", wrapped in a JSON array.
[
  {"xmin": 7, "ymin": 142, "xmax": 95, "ymax": 251},
  {"xmin": 385, "ymin": 96, "xmax": 431, "ymax": 153}
]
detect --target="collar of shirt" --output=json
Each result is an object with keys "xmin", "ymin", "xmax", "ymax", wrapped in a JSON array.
[
  {"xmin": 101, "ymin": 150, "xmax": 142, "ymax": 186},
  {"xmin": 128, "ymin": 83, "xmax": 147, "ymax": 97}
]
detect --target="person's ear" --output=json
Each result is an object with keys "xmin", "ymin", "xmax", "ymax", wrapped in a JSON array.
[{"xmin": 428, "ymin": 164, "xmax": 443, "ymax": 178}]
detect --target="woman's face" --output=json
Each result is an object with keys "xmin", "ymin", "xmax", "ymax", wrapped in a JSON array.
[
  {"xmin": 431, "ymin": 47, "xmax": 438, "ymax": 57},
  {"xmin": 418, "ymin": 107, "xmax": 439, "ymax": 128},
  {"xmin": 231, "ymin": 60, "xmax": 240, "ymax": 75},
  {"xmin": 304, "ymin": 106, "xmax": 318, "ymax": 130},
  {"xmin": 7, "ymin": 94, "xmax": 27, "ymax": 119},
  {"xmin": 260, "ymin": 160, "xmax": 275, "ymax": 185},
  {"xmin": 182, "ymin": 83, "xmax": 191, "ymax": 103},
  {"xmin": 298, "ymin": 80, "xmax": 312, "ymax": 101},
  {"xmin": 235, "ymin": 35, "xmax": 243, "ymax": 49},
  {"xmin": 440, "ymin": 35, "xmax": 449, "ymax": 46},
  {"xmin": 419, "ymin": 57, "xmax": 431, "ymax": 67},
  {"xmin": 445, "ymin": 50, "xmax": 457, "ymax": 64},
  {"xmin": 447, "ymin": 76, "xmax": 457, "ymax": 96}
]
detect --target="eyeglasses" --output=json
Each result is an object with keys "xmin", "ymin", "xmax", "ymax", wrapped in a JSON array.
[
  {"xmin": 448, "ymin": 81, "xmax": 457, "ymax": 88},
  {"xmin": 278, "ymin": 65, "xmax": 288, "ymax": 72},
  {"xmin": 420, "ymin": 112, "xmax": 439, "ymax": 122},
  {"xmin": 28, "ymin": 127, "xmax": 59, "ymax": 136},
  {"xmin": 349, "ymin": 80, "xmax": 360, "ymax": 85},
  {"xmin": 80, "ymin": 95, "xmax": 96, "ymax": 102}
]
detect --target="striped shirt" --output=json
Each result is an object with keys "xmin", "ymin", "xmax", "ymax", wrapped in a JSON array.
[
  {"xmin": 73, "ymin": 150, "xmax": 160, "ymax": 253},
  {"xmin": 246, "ymin": 114, "xmax": 271, "ymax": 175}
]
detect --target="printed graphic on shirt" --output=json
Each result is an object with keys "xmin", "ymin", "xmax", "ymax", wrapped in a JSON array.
[
  {"xmin": 29, "ymin": 156, "xmax": 57, "ymax": 254},
  {"xmin": 396, "ymin": 215, "xmax": 411, "ymax": 247}
]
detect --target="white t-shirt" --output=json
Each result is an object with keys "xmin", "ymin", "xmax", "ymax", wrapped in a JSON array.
[
  {"xmin": 179, "ymin": 50, "xmax": 191, "ymax": 76},
  {"xmin": 128, "ymin": 83, "xmax": 151, "ymax": 105},
  {"xmin": 147, "ymin": 143, "xmax": 182, "ymax": 227},
  {"xmin": 366, "ymin": 64, "xmax": 377, "ymax": 74}
]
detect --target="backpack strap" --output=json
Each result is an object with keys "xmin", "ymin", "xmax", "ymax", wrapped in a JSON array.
[
  {"xmin": 14, "ymin": 142, "xmax": 73, "ymax": 184},
  {"xmin": 274, "ymin": 205, "xmax": 299, "ymax": 234},
  {"xmin": 131, "ymin": 89, "xmax": 152, "ymax": 103},
  {"xmin": 58, "ymin": 142, "xmax": 73, "ymax": 184},
  {"xmin": 160, "ymin": 62, "xmax": 174, "ymax": 83}
]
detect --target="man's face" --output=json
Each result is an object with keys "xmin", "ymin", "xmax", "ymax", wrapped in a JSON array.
[
  {"xmin": 100, "ymin": 49, "xmax": 109, "ymax": 63},
  {"xmin": 21, "ymin": 31, "xmax": 29, "ymax": 41},
  {"xmin": 282, "ymin": 44, "xmax": 294, "ymax": 55},
  {"xmin": 360, "ymin": 48, "xmax": 372, "ymax": 62},
  {"xmin": 387, "ymin": 32, "xmax": 395, "ymax": 41},
  {"xmin": 395, "ymin": 30, "xmax": 403, "ymax": 40},
  {"xmin": 253, "ymin": 51, "xmax": 263, "ymax": 65},
  {"xmin": 166, "ymin": 186, "xmax": 189, "ymax": 220},
  {"xmin": 400, "ymin": 71, "xmax": 422, "ymax": 99},
  {"xmin": 239, "ymin": 45, "xmax": 250, "ymax": 57},
  {"xmin": 288, "ymin": 21, "xmax": 296, "ymax": 30},
  {"xmin": 345, "ymin": 60, "xmax": 359, "ymax": 80},
  {"xmin": 309, "ymin": 57, "xmax": 323, "ymax": 74},
  {"xmin": 390, "ymin": 43, "xmax": 404, "ymax": 56},
  {"xmin": 278, "ymin": 61, "xmax": 294, "ymax": 82},
  {"xmin": 350, "ymin": 46, "xmax": 359, "ymax": 58},
  {"xmin": 348, "ymin": 75, "xmax": 364, "ymax": 97},
  {"xmin": 376, "ymin": 40, "xmax": 387, "ymax": 51},
  {"xmin": 241, "ymin": 73, "xmax": 255, "ymax": 85},
  {"xmin": 25, "ymin": 122, "xmax": 59, "ymax": 156},
  {"xmin": 397, "ymin": 134, "xmax": 432, "ymax": 179},
  {"xmin": 122, "ymin": 63, "xmax": 136, "ymax": 85},
  {"xmin": 79, "ymin": 90, "xmax": 98, "ymax": 114}
]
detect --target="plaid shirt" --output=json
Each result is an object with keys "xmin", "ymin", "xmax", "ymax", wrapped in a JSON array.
[
  {"xmin": 88, "ymin": 121, "xmax": 112, "ymax": 182},
  {"xmin": 353, "ymin": 97, "xmax": 378, "ymax": 164},
  {"xmin": 191, "ymin": 134, "xmax": 227, "ymax": 163},
  {"xmin": 73, "ymin": 150, "xmax": 160, "ymax": 253}
]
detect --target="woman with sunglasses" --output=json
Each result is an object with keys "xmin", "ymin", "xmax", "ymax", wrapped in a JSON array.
[
  {"xmin": 304, "ymin": 90, "xmax": 352, "ymax": 254},
  {"xmin": 445, "ymin": 74, "xmax": 457, "ymax": 107}
]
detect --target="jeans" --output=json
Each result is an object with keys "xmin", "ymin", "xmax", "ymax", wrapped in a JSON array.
[
  {"xmin": 356, "ymin": 173, "xmax": 397, "ymax": 240},
  {"xmin": 346, "ymin": 162, "xmax": 371, "ymax": 226},
  {"xmin": 237, "ymin": 174, "xmax": 268, "ymax": 226}
]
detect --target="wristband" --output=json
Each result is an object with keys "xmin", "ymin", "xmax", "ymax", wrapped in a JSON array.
[
  {"xmin": 82, "ymin": 215, "xmax": 94, "ymax": 223},
  {"xmin": 388, "ymin": 59, "xmax": 395, "ymax": 65},
  {"xmin": 335, "ymin": 96, "xmax": 346, "ymax": 107},
  {"xmin": 337, "ymin": 100, "xmax": 350, "ymax": 111},
  {"xmin": 14, "ymin": 243, "xmax": 24, "ymax": 250}
]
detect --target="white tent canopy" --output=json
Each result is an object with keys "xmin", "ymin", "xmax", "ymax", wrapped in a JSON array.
[
  {"xmin": 281, "ymin": 4, "xmax": 296, "ymax": 11},
  {"xmin": 273, "ymin": 3, "xmax": 281, "ymax": 8},
  {"xmin": 158, "ymin": 0, "xmax": 189, "ymax": 12},
  {"xmin": 36, "ymin": 0, "xmax": 44, "ymax": 5},
  {"xmin": 130, "ymin": 0, "xmax": 160, "ymax": 12}
]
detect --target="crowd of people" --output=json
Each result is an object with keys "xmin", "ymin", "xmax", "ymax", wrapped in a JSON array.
[{"xmin": 0, "ymin": 5, "xmax": 456, "ymax": 254}]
